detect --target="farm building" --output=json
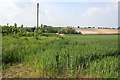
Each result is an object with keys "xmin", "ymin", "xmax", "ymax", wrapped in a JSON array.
[{"xmin": 58, "ymin": 30, "xmax": 64, "ymax": 34}]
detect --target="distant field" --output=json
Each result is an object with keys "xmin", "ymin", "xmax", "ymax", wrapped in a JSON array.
[
  {"xmin": 73, "ymin": 28, "xmax": 119, "ymax": 34},
  {"xmin": 2, "ymin": 34, "xmax": 119, "ymax": 78}
]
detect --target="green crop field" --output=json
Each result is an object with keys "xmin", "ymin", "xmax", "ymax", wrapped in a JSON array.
[{"xmin": 2, "ymin": 34, "xmax": 119, "ymax": 78}]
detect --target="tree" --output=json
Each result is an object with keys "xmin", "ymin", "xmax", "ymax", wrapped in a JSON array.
[
  {"xmin": 41, "ymin": 24, "xmax": 43, "ymax": 27},
  {"xmin": 14, "ymin": 23, "xmax": 18, "ymax": 33},
  {"xmin": 88, "ymin": 27, "xmax": 91, "ymax": 28},
  {"xmin": 31, "ymin": 27, "xmax": 36, "ymax": 32},
  {"xmin": 61, "ymin": 29, "xmax": 66, "ymax": 34},
  {"xmin": 14, "ymin": 23, "xmax": 17, "ymax": 28},
  {"xmin": 20, "ymin": 24, "xmax": 23, "ymax": 33},
  {"xmin": 21, "ymin": 24, "xmax": 23, "ymax": 28},
  {"xmin": 7, "ymin": 23, "xmax": 9, "ymax": 26},
  {"xmin": 46, "ymin": 26, "xmax": 54, "ymax": 33},
  {"xmin": 9, "ymin": 26, "xmax": 12, "ymax": 33},
  {"xmin": 65, "ymin": 27, "xmax": 77, "ymax": 34},
  {"xmin": 43, "ymin": 25, "xmax": 47, "ymax": 28},
  {"xmin": 39, "ymin": 27, "xmax": 45, "ymax": 33}
]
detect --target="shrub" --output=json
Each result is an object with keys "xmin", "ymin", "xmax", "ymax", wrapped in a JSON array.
[
  {"xmin": 41, "ymin": 33, "xmax": 57, "ymax": 37},
  {"xmin": 12, "ymin": 35, "xmax": 19, "ymax": 39},
  {"xmin": 26, "ymin": 32, "xmax": 34, "ymax": 37},
  {"xmin": 61, "ymin": 27, "xmax": 79, "ymax": 34},
  {"xmin": 24, "ymin": 37, "xmax": 28, "ymax": 41},
  {"xmin": 46, "ymin": 27, "xmax": 54, "ymax": 33}
]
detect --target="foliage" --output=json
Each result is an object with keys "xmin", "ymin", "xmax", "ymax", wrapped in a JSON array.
[
  {"xmin": 34, "ymin": 25, "xmax": 60, "ymax": 34},
  {"xmin": 2, "ymin": 35, "xmax": 61, "ymax": 69},
  {"xmin": 2, "ymin": 23, "xmax": 61, "ymax": 37},
  {"xmin": 40, "ymin": 33, "xmax": 64, "ymax": 39},
  {"xmin": 61, "ymin": 27, "xmax": 79, "ymax": 34},
  {"xmin": 46, "ymin": 26, "xmax": 54, "ymax": 33},
  {"xmin": 2, "ymin": 23, "xmax": 25, "ymax": 36},
  {"xmin": 26, "ymin": 27, "xmax": 36, "ymax": 32}
]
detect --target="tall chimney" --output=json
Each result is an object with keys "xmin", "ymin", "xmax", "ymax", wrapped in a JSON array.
[{"xmin": 37, "ymin": 3, "xmax": 39, "ymax": 32}]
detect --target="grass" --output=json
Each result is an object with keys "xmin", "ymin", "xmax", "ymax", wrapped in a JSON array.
[
  {"xmin": 2, "ymin": 34, "xmax": 119, "ymax": 78},
  {"xmin": 2, "ymin": 35, "xmax": 61, "ymax": 68}
]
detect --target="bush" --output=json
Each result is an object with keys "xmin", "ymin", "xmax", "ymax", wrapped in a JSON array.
[
  {"xmin": 35, "ymin": 37, "xmax": 39, "ymax": 40},
  {"xmin": 26, "ymin": 32, "xmax": 34, "ymax": 37},
  {"xmin": 12, "ymin": 35, "xmax": 19, "ymax": 39},
  {"xmin": 46, "ymin": 27, "xmax": 54, "ymax": 33},
  {"xmin": 62, "ymin": 27, "xmax": 79, "ymax": 34},
  {"xmin": 40, "ymin": 33, "xmax": 64, "ymax": 39},
  {"xmin": 24, "ymin": 37, "xmax": 28, "ymax": 41},
  {"xmin": 41, "ymin": 33, "xmax": 57, "ymax": 37}
]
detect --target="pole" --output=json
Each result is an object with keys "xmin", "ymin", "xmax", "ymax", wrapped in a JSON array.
[{"xmin": 37, "ymin": 3, "xmax": 39, "ymax": 32}]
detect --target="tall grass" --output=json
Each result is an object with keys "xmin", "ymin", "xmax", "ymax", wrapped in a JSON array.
[
  {"xmin": 2, "ymin": 35, "xmax": 61, "ymax": 69},
  {"xmin": 35, "ymin": 35, "xmax": 118, "ymax": 78},
  {"xmin": 2, "ymin": 34, "xmax": 119, "ymax": 78}
]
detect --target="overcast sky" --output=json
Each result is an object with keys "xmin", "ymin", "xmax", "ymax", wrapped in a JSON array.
[{"xmin": 0, "ymin": 0, "xmax": 119, "ymax": 28}]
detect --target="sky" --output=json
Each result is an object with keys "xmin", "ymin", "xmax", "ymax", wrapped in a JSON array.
[{"xmin": 0, "ymin": 0, "xmax": 119, "ymax": 28}]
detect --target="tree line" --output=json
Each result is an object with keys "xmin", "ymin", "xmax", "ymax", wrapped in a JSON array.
[
  {"xmin": 2, "ymin": 23, "xmax": 80, "ymax": 36},
  {"xmin": 2, "ymin": 23, "xmax": 59, "ymax": 35}
]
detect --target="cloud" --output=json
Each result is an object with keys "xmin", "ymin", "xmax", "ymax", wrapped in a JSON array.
[
  {"xmin": 0, "ymin": 0, "xmax": 20, "ymax": 25},
  {"xmin": 0, "ymin": 0, "xmax": 118, "ymax": 27},
  {"xmin": 82, "ymin": 7, "xmax": 101, "ymax": 17},
  {"xmin": 0, "ymin": 0, "xmax": 37, "ymax": 26},
  {"xmin": 82, "ymin": 3, "xmax": 117, "ymax": 17},
  {"xmin": 79, "ymin": 3, "xmax": 118, "ymax": 27},
  {"xmin": 34, "ymin": 0, "xmax": 119, "ymax": 2},
  {"xmin": 44, "ymin": 9, "xmax": 50, "ymax": 15},
  {"xmin": 14, "ymin": 3, "xmax": 36, "ymax": 27}
]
